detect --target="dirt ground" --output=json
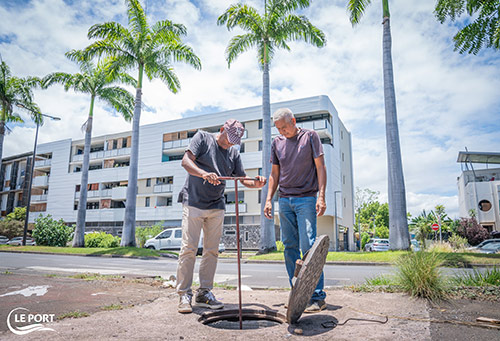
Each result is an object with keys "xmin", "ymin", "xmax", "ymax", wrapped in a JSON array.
[{"xmin": 0, "ymin": 273, "xmax": 499, "ymax": 340}]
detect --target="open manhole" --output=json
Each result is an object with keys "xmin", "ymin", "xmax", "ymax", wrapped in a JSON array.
[{"xmin": 198, "ymin": 309, "xmax": 286, "ymax": 330}]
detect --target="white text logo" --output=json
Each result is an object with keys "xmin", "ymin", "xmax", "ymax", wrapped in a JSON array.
[{"xmin": 7, "ymin": 307, "xmax": 56, "ymax": 335}]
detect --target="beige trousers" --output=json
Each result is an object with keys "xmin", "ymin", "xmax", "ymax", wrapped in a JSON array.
[{"xmin": 176, "ymin": 204, "xmax": 224, "ymax": 295}]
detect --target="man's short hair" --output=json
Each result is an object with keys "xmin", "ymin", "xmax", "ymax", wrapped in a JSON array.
[{"xmin": 273, "ymin": 108, "xmax": 294, "ymax": 123}]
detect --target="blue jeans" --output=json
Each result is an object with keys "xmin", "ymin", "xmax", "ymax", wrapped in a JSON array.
[{"xmin": 279, "ymin": 196, "xmax": 326, "ymax": 302}]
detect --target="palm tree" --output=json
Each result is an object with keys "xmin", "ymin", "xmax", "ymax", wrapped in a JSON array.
[
  {"xmin": 0, "ymin": 57, "xmax": 42, "ymax": 165},
  {"xmin": 79, "ymin": 0, "xmax": 201, "ymax": 246},
  {"xmin": 347, "ymin": 0, "xmax": 410, "ymax": 250},
  {"xmin": 43, "ymin": 52, "xmax": 136, "ymax": 247},
  {"xmin": 218, "ymin": 0, "xmax": 326, "ymax": 252}
]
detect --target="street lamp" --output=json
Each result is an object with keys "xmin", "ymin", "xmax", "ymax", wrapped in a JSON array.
[
  {"xmin": 22, "ymin": 111, "xmax": 61, "ymax": 246},
  {"xmin": 333, "ymin": 190, "xmax": 341, "ymax": 251}
]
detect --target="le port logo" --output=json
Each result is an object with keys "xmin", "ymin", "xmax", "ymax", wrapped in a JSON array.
[{"xmin": 7, "ymin": 307, "xmax": 56, "ymax": 335}]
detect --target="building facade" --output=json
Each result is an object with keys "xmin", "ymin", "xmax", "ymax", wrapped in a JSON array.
[
  {"xmin": 457, "ymin": 151, "xmax": 500, "ymax": 233},
  {"xmin": 1, "ymin": 96, "xmax": 355, "ymax": 250}
]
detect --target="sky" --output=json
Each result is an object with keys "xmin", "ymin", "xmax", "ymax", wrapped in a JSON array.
[{"xmin": 1, "ymin": 0, "xmax": 499, "ymax": 219}]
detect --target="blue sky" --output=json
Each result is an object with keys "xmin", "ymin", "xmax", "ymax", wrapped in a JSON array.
[{"xmin": 1, "ymin": 0, "xmax": 499, "ymax": 218}]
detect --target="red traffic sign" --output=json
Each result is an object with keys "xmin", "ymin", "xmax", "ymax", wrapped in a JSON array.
[{"xmin": 431, "ymin": 223, "xmax": 439, "ymax": 231}]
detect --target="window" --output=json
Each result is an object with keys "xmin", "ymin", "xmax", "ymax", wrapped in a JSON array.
[
  {"xmin": 343, "ymin": 175, "xmax": 345, "ymax": 184},
  {"xmin": 341, "ymin": 130, "xmax": 343, "ymax": 139},
  {"xmin": 112, "ymin": 139, "xmax": 117, "ymax": 149},
  {"xmin": 344, "ymin": 197, "xmax": 346, "ymax": 207},
  {"xmin": 258, "ymin": 168, "xmax": 262, "ymax": 176},
  {"xmin": 244, "ymin": 231, "xmax": 249, "ymax": 242},
  {"xmin": 86, "ymin": 202, "xmax": 99, "ymax": 210},
  {"xmin": 175, "ymin": 229, "xmax": 182, "ymax": 238},
  {"xmin": 156, "ymin": 177, "xmax": 173, "ymax": 185},
  {"xmin": 258, "ymin": 119, "xmax": 262, "ymax": 129},
  {"xmin": 258, "ymin": 140, "xmax": 263, "ymax": 151},
  {"xmin": 146, "ymin": 178, "xmax": 151, "ymax": 187},
  {"xmin": 145, "ymin": 197, "xmax": 150, "ymax": 207},
  {"xmin": 158, "ymin": 230, "xmax": 172, "ymax": 239},
  {"xmin": 122, "ymin": 137, "xmax": 128, "ymax": 148},
  {"xmin": 167, "ymin": 197, "xmax": 172, "ymax": 206},
  {"xmin": 258, "ymin": 190, "xmax": 261, "ymax": 204},
  {"xmin": 224, "ymin": 230, "xmax": 236, "ymax": 236},
  {"xmin": 239, "ymin": 143, "xmax": 245, "ymax": 153},
  {"xmin": 342, "ymin": 152, "xmax": 344, "ymax": 162}
]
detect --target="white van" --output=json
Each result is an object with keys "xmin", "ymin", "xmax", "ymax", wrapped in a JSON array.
[{"xmin": 144, "ymin": 228, "xmax": 225, "ymax": 254}]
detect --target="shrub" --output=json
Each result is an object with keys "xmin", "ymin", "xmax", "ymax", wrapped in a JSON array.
[
  {"xmin": 457, "ymin": 217, "xmax": 489, "ymax": 246},
  {"xmin": 395, "ymin": 251, "xmax": 447, "ymax": 302},
  {"xmin": 32, "ymin": 215, "xmax": 73, "ymax": 247},
  {"xmin": 6, "ymin": 207, "xmax": 26, "ymax": 222},
  {"xmin": 135, "ymin": 224, "xmax": 164, "ymax": 248},
  {"xmin": 0, "ymin": 219, "xmax": 25, "ymax": 239},
  {"xmin": 85, "ymin": 232, "xmax": 120, "ymax": 248},
  {"xmin": 360, "ymin": 232, "xmax": 370, "ymax": 250},
  {"xmin": 276, "ymin": 240, "xmax": 285, "ymax": 252},
  {"xmin": 452, "ymin": 267, "xmax": 500, "ymax": 286},
  {"xmin": 448, "ymin": 233, "xmax": 469, "ymax": 251},
  {"xmin": 375, "ymin": 225, "xmax": 389, "ymax": 239},
  {"xmin": 428, "ymin": 241, "xmax": 454, "ymax": 253}
]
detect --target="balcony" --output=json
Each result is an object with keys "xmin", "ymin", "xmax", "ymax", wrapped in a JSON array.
[
  {"xmin": 31, "ymin": 194, "xmax": 48, "ymax": 202},
  {"xmin": 72, "ymin": 147, "xmax": 131, "ymax": 162},
  {"xmin": 74, "ymin": 190, "xmax": 100, "ymax": 199},
  {"xmin": 34, "ymin": 159, "xmax": 51, "ymax": 168},
  {"xmin": 153, "ymin": 184, "xmax": 173, "ymax": 193},
  {"xmin": 111, "ymin": 186, "xmax": 127, "ymax": 200},
  {"xmin": 163, "ymin": 138, "xmax": 191, "ymax": 150},
  {"xmin": 32, "ymin": 176, "xmax": 49, "ymax": 187},
  {"xmin": 225, "ymin": 203, "xmax": 247, "ymax": 213},
  {"xmin": 101, "ymin": 189, "xmax": 112, "ymax": 197}
]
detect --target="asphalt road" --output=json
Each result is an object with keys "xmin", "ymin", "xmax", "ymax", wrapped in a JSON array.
[{"xmin": 0, "ymin": 252, "xmax": 480, "ymax": 288}]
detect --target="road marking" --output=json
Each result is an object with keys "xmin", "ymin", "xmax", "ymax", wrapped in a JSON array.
[
  {"xmin": 1, "ymin": 285, "xmax": 50, "ymax": 297},
  {"xmin": 27, "ymin": 266, "xmax": 130, "ymax": 275}
]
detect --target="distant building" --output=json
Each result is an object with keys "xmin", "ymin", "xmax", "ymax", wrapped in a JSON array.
[
  {"xmin": 457, "ymin": 151, "xmax": 500, "ymax": 232},
  {"xmin": 1, "ymin": 95, "xmax": 355, "ymax": 250}
]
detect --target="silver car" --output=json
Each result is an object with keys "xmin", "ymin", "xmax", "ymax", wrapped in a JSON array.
[
  {"xmin": 476, "ymin": 242, "xmax": 500, "ymax": 254},
  {"xmin": 6, "ymin": 236, "xmax": 36, "ymax": 246},
  {"xmin": 364, "ymin": 238, "xmax": 389, "ymax": 252},
  {"xmin": 0, "ymin": 235, "xmax": 9, "ymax": 244}
]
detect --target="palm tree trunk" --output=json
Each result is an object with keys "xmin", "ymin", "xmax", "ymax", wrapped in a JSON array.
[
  {"xmin": 382, "ymin": 11, "xmax": 410, "ymax": 250},
  {"xmin": 0, "ymin": 119, "xmax": 5, "ymax": 167},
  {"xmin": 122, "ymin": 85, "xmax": 141, "ymax": 247},
  {"xmin": 73, "ymin": 97, "xmax": 94, "ymax": 247},
  {"xmin": 258, "ymin": 60, "xmax": 276, "ymax": 252}
]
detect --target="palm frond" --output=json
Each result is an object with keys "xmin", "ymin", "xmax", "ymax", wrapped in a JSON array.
[
  {"xmin": 126, "ymin": 0, "xmax": 148, "ymax": 37},
  {"xmin": 145, "ymin": 62, "xmax": 180, "ymax": 93},
  {"xmin": 226, "ymin": 34, "xmax": 259, "ymax": 67},
  {"xmin": 88, "ymin": 21, "xmax": 131, "ymax": 41},
  {"xmin": 218, "ymin": 4, "xmax": 264, "ymax": 35},
  {"xmin": 97, "ymin": 86, "xmax": 135, "ymax": 121},
  {"xmin": 347, "ymin": 0, "xmax": 372, "ymax": 25},
  {"xmin": 274, "ymin": 15, "xmax": 326, "ymax": 48}
]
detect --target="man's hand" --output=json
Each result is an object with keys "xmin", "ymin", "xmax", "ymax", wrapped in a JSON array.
[
  {"xmin": 316, "ymin": 197, "xmax": 326, "ymax": 216},
  {"xmin": 253, "ymin": 176, "xmax": 267, "ymax": 188},
  {"xmin": 202, "ymin": 172, "xmax": 221, "ymax": 185},
  {"xmin": 264, "ymin": 200, "xmax": 273, "ymax": 219}
]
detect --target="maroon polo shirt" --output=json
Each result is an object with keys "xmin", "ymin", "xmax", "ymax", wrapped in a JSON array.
[{"xmin": 271, "ymin": 128, "xmax": 323, "ymax": 198}]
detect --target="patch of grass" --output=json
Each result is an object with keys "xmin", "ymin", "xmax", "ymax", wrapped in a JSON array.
[
  {"xmin": 44, "ymin": 274, "xmax": 58, "ymax": 278},
  {"xmin": 3, "ymin": 270, "xmax": 12, "ymax": 275},
  {"xmin": 213, "ymin": 282, "xmax": 236, "ymax": 290},
  {"xmin": 57, "ymin": 311, "xmax": 90, "ymax": 320},
  {"xmin": 365, "ymin": 274, "xmax": 397, "ymax": 286},
  {"xmin": 451, "ymin": 266, "xmax": 500, "ymax": 286},
  {"xmin": 395, "ymin": 251, "xmax": 448, "ymax": 302},
  {"xmin": 70, "ymin": 273, "xmax": 121, "ymax": 281},
  {"xmin": 101, "ymin": 304, "xmax": 123, "ymax": 311}
]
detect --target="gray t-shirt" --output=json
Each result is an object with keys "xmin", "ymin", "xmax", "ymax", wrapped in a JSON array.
[
  {"xmin": 271, "ymin": 128, "xmax": 324, "ymax": 198},
  {"xmin": 178, "ymin": 131, "xmax": 246, "ymax": 210}
]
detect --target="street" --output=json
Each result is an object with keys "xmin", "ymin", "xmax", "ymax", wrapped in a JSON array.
[{"xmin": 0, "ymin": 252, "xmax": 479, "ymax": 288}]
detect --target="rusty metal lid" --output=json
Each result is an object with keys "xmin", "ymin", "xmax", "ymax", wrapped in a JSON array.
[{"xmin": 286, "ymin": 235, "xmax": 330, "ymax": 324}]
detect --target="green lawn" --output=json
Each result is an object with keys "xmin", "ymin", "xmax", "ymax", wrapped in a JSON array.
[
  {"xmin": 249, "ymin": 250, "xmax": 500, "ymax": 266},
  {"xmin": 0, "ymin": 245, "xmax": 177, "ymax": 258}
]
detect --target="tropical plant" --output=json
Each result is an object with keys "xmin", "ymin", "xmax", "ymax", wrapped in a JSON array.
[
  {"xmin": 43, "ymin": 52, "xmax": 135, "ymax": 247},
  {"xmin": 0, "ymin": 219, "xmax": 24, "ymax": 239},
  {"xmin": 5, "ymin": 207, "xmax": 26, "ymax": 222},
  {"xmin": 409, "ymin": 209, "xmax": 434, "ymax": 249},
  {"xmin": 78, "ymin": 0, "xmax": 201, "ymax": 246},
  {"xmin": 347, "ymin": 0, "xmax": 410, "ymax": 250},
  {"xmin": 360, "ymin": 232, "xmax": 370, "ymax": 250},
  {"xmin": 218, "ymin": 0, "xmax": 326, "ymax": 252},
  {"xmin": 447, "ymin": 233, "xmax": 469, "ymax": 251},
  {"xmin": 32, "ymin": 215, "xmax": 73, "ymax": 247},
  {"xmin": 0, "ymin": 57, "xmax": 43, "ymax": 164},
  {"xmin": 135, "ymin": 223, "xmax": 164, "ymax": 248},
  {"xmin": 84, "ymin": 231, "xmax": 121, "ymax": 248},
  {"xmin": 356, "ymin": 200, "xmax": 389, "ymax": 234},
  {"xmin": 457, "ymin": 216, "xmax": 489, "ymax": 246},
  {"xmin": 435, "ymin": 0, "xmax": 500, "ymax": 54}
]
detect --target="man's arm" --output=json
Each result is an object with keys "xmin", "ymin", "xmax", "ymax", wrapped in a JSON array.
[
  {"xmin": 181, "ymin": 150, "xmax": 220, "ymax": 185},
  {"xmin": 241, "ymin": 176, "xmax": 267, "ymax": 188},
  {"xmin": 314, "ymin": 155, "xmax": 327, "ymax": 216},
  {"xmin": 263, "ymin": 164, "xmax": 280, "ymax": 219}
]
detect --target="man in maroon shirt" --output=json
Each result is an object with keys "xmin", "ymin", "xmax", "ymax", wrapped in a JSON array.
[{"xmin": 264, "ymin": 108, "xmax": 327, "ymax": 312}]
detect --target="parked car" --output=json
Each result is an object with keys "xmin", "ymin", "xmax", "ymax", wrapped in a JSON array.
[
  {"xmin": 411, "ymin": 239, "xmax": 421, "ymax": 252},
  {"xmin": 466, "ymin": 238, "xmax": 500, "ymax": 251},
  {"xmin": 144, "ymin": 228, "xmax": 224, "ymax": 254},
  {"xmin": 6, "ymin": 236, "xmax": 36, "ymax": 246},
  {"xmin": 364, "ymin": 238, "xmax": 389, "ymax": 252},
  {"xmin": 476, "ymin": 242, "xmax": 500, "ymax": 254},
  {"xmin": 0, "ymin": 235, "xmax": 9, "ymax": 244}
]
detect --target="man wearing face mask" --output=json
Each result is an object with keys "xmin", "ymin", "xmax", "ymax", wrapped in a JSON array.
[
  {"xmin": 264, "ymin": 108, "xmax": 327, "ymax": 313},
  {"xmin": 176, "ymin": 119, "xmax": 266, "ymax": 314}
]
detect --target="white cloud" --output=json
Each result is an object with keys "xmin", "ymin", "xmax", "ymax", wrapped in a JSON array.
[{"xmin": 2, "ymin": 0, "xmax": 500, "ymax": 220}]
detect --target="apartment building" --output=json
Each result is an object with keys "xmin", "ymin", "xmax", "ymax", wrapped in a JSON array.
[
  {"xmin": 1, "ymin": 95, "xmax": 355, "ymax": 250},
  {"xmin": 457, "ymin": 151, "xmax": 500, "ymax": 232}
]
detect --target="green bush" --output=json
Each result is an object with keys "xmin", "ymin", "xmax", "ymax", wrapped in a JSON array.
[
  {"xmin": 428, "ymin": 241, "xmax": 454, "ymax": 253},
  {"xmin": 395, "ymin": 251, "xmax": 447, "ymax": 302},
  {"xmin": 6, "ymin": 207, "xmax": 26, "ymax": 222},
  {"xmin": 135, "ymin": 224, "xmax": 164, "ymax": 248},
  {"xmin": 448, "ymin": 233, "xmax": 469, "ymax": 251},
  {"xmin": 275, "ymin": 240, "xmax": 285, "ymax": 252},
  {"xmin": 452, "ymin": 267, "xmax": 500, "ymax": 286},
  {"xmin": 32, "ymin": 215, "xmax": 73, "ymax": 247},
  {"xmin": 85, "ymin": 232, "xmax": 121, "ymax": 248},
  {"xmin": 361, "ymin": 232, "xmax": 370, "ymax": 250},
  {"xmin": 0, "ymin": 219, "xmax": 25, "ymax": 239}
]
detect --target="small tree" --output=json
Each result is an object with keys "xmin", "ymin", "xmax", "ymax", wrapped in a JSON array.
[
  {"xmin": 457, "ymin": 217, "xmax": 489, "ymax": 246},
  {"xmin": 135, "ymin": 223, "xmax": 164, "ymax": 248},
  {"xmin": 0, "ymin": 220, "xmax": 24, "ymax": 239},
  {"xmin": 32, "ymin": 215, "xmax": 73, "ymax": 247},
  {"xmin": 6, "ymin": 207, "xmax": 26, "ymax": 222}
]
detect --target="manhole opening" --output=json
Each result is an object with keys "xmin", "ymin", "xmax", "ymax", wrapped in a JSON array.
[{"xmin": 198, "ymin": 309, "xmax": 286, "ymax": 330}]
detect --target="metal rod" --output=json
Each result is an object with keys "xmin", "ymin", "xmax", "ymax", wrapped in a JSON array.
[
  {"xmin": 218, "ymin": 176, "xmax": 258, "ymax": 181},
  {"xmin": 23, "ymin": 121, "xmax": 39, "ymax": 246},
  {"xmin": 234, "ymin": 178, "xmax": 243, "ymax": 330}
]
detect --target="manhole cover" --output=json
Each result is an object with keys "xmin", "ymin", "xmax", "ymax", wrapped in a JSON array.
[{"xmin": 199, "ymin": 309, "xmax": 286, "ymax": 330}]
